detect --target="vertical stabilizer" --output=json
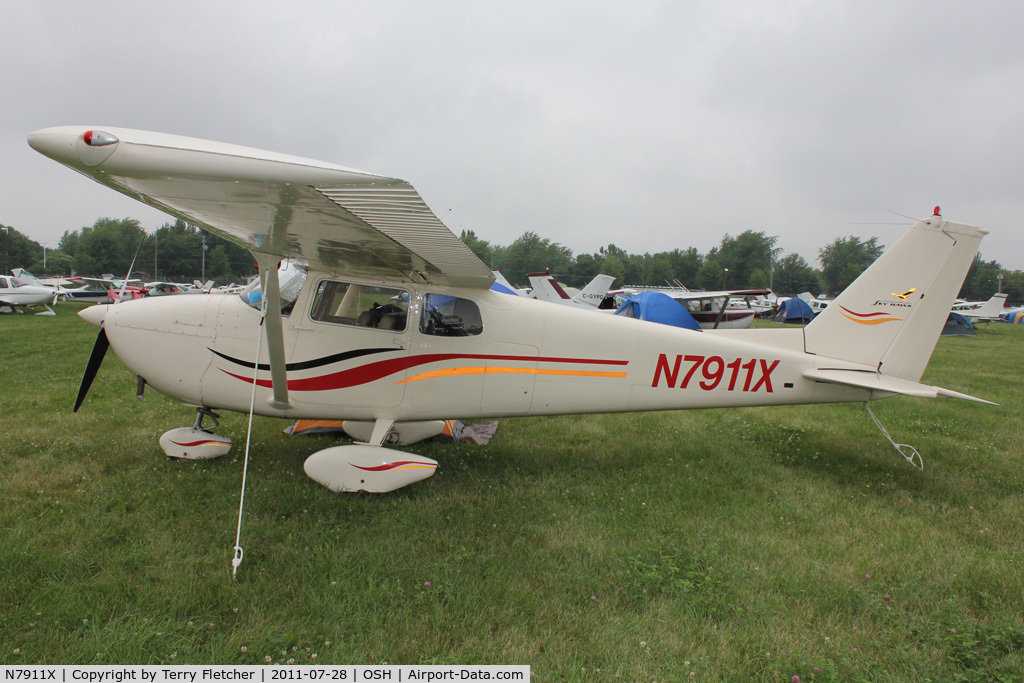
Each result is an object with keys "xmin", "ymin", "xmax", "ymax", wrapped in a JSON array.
[
  {"xmin": 963, "ymin": 292, "xmax": 1008, "ymax": 322},
  {"xmin": 572, "ymin": 273, "xmax": 616, "ymax": 308},
  {"xmin": 804, "ymin": 211, "xmax": 986, "ymax": 381},
  {"xmin": 528, "ymin": 270, "xmax": 572, "ymax": 303}
]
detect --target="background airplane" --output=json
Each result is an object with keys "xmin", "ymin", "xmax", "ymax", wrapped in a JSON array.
[
  {"xmin": 0, "ymin": 269, "xmax": 61, "ymax": 315},
  {"xmin": 954, "ymin": 292, "xmax": 1008, "ymax": 324},
  {"xmin": 610, "ymin": 286, "xmax": 772, "ymax": 329},
  {"xmin": 63, "ymin": 277, "xmax": 147, "ymax": 303},
  {"xmin": 796, "ymin": 291, "xmax": 834, "ymax": 316}
]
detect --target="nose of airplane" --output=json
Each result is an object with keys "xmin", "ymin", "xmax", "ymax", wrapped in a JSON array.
[{"xmin": 79, "ymin": 304, "xmax": 109, "ymax": 328}]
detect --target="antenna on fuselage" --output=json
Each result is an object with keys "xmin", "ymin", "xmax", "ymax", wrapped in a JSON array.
[{"xmin": 116, "ymin": 238, "xmax": 146, "ymax": 303}]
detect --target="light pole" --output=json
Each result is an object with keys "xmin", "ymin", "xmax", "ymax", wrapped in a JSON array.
[
  {"xmin": 723, "ymin": 267, "xmax": 729, "ymax": 289},
  {"xmin": 2, "ymin": 226, "xmax": 9, "ymax": 276}
]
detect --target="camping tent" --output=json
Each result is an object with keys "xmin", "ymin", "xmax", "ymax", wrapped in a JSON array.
[
  {"xmin": 772, "ymin": 297, "xmax": 814, "ymax": 324},
  {"xmin": 941, "ymin": 312, "xmax": 975, "ymax": 336},
  {"xmin": 1002, "ymin": 310, "xmax": 1024, "ymax": 324},
  {"xmin": 615, "ymin": 291, "xmax": 701, "ymax": 330}
]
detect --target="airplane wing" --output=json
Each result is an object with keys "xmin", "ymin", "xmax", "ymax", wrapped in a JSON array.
[
  {"xmin": 669, "ymin": 288, "xmax": 772, "ymax": 301},
  {"xmin": 28, "ymin": 127, "xmax": 494, "ymax": 290},
  {"xmin": 30, "ymin": 126, "xmax": 499, "ymax": 412},
  {"xmin": 73, "ymin": 277, "xmax": 120, "ymax": 290}
]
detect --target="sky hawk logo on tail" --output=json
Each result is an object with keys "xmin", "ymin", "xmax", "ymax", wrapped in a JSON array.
[{"xmin": 890, "ymin": 288, "xmax": 917, "ymax": 301}]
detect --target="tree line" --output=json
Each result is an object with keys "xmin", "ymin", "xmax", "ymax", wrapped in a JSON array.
[
  {"xmin": 0, "ymin": 217, "xmax": 1016, "ymax": 302},
  {"xmin": 3, "ymin": 218, "xmax": 258, "ymax": 284},
  {"xmin": 461, "ymin": 229, "xmax": 1013, "ymax": 302}
]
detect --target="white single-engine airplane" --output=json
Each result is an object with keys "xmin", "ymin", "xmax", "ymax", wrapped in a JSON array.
[
  {"xmin": 29, "ymin": 126, "xmax": 993, "ymax": 493},
  {"xmin": 0, "ymin": 269, "xmax": 60, "ymax": 315}
]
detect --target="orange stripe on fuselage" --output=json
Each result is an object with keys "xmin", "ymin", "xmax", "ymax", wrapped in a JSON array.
[{"xmin": 395, "ymin": 366, "xmax": 629, "ymax": 385}]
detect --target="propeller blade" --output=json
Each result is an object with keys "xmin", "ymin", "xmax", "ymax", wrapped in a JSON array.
[{"xmin": 74, "ymin": 327, "xmax": 109, "ymax": 412}]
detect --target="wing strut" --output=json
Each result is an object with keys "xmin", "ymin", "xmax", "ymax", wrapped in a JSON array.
[
  {"xmin": 256, "ymin": 254, "xmax": 293, "ymax": 410},
  {"xmin": 712, "ymin": 296, "xmax": 732, "ymax": 329}
]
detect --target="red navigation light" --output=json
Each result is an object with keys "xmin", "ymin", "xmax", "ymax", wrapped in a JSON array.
[
  {"xmin": 82, "ymin": 130, "xmax": 119, "ymax": 147},
  {"xmin": 933, "ymin": 206, "xmax": 941, "ymax": 216}
]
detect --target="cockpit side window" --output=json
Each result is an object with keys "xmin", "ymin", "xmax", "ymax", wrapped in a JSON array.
[
  {"xmin": 309, "ymin": 280, "xmax": 409, "ymax": 331},
  {"xmin": 420, "ymin": 294, "xmax": 483, "ymax": 337}
]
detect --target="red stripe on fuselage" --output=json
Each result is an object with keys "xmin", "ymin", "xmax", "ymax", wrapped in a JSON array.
[{"xmin": 222, "ymin": 353, "xmax": 628, "ymax": 392}]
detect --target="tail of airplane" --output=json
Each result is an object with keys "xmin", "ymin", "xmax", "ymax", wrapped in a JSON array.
[
  {"xmin": 528, "ymin": 270, "xmax": 616, "ymax": 308},
  {"xmin": 527, "ymin": 270, "xmax": 572, "ymax": 304},
  {"xmin": 572, "ymin": 273, "xmax": 615, "ymax": 307},
  {"xmin": 804, "ymin": 209, "xmax": 987, "ymax": 382},
  {"xmin": 11, "ymin": 268, "xmax": 38, "ymax": 285},
  {"xmin": 490, "ymin": 270, "xmax": 522, "ymax": 297},
  {"xmin": 964, "ymin": 292, "xmax": 1008, "ymax": 321}
]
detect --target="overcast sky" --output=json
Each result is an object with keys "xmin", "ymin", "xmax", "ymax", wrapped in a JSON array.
[{"xmin": 3, "ymin": 0, "xmax": 1023, "ymax": 271}]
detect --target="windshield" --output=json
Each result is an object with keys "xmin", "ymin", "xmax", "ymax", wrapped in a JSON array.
[{"xmin": 238, "ymin": 260, "xmax": 308, "ymax": 314}]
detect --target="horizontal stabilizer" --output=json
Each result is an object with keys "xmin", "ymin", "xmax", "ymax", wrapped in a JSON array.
[{"xmin": 803, "ymin": 368, "xmax": 996, "ymax": 405}]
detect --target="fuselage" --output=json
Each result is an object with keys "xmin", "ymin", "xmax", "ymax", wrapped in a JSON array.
[{"xmin": 90, "ymin": 274, "xmax": 875, "ymax": 422}]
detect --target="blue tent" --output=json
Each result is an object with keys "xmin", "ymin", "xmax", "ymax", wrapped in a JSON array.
[
  {"xmin": 772, "ymin": 297, "xmax": 814, "ymax": 324},
  {"xmin": 615, "ymin": 291, "xmax": 701, "ymax": 331},
  {"xmin": 942, "ymin": 312, "xmax": 975, "ymax": 336}
]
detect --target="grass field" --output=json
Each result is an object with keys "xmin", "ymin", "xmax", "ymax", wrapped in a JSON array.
[{"xmin": 2, "ymin": 303, "xmax": 1023, "ymax": 681}]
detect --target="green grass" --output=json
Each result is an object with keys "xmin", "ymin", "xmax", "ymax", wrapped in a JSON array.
[{"xmin": 2, "ymin": 303, "xmax": 1023, "ymax": 681}]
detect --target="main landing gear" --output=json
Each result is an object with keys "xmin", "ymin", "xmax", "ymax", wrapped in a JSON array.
[
  {"xmin": 158, "ymin": 409, "xmax": 440, "ymax": 492},
  {"xmin": 303, "ymin": 418, "xmax": 440, "ymax": 493},
  {"xmin": 159, "ymin": 407, "xmax": 234, "ymax": 460}
]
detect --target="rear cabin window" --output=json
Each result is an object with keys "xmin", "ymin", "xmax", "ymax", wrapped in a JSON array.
[
  {"xmin": 309, "ymin": 280, "xmax": 409, "ymax": 331},
  {"xmin": 420, "ymin": 294, "xmax": 483, "ymax": 337}
]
